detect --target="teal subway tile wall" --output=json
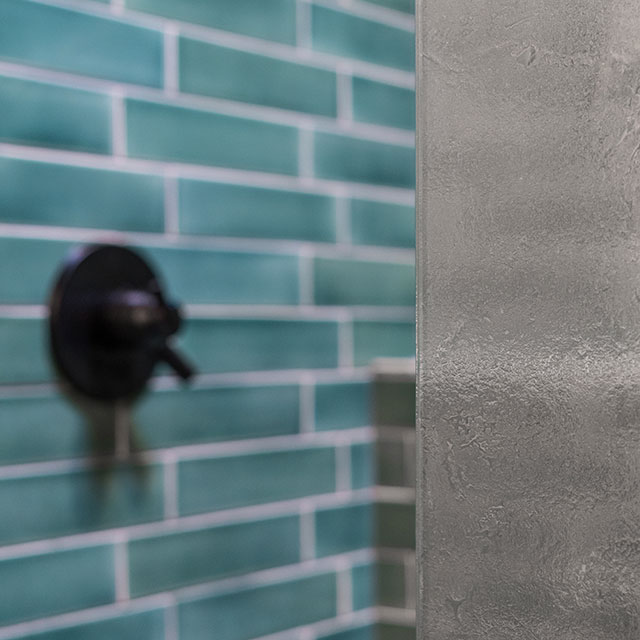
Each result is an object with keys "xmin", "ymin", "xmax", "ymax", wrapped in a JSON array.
[{"xmin": 0, "ymin": 0, "xmax": 415, "ymax": 639}]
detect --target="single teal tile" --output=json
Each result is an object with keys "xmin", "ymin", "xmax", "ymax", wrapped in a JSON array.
[
  {"xmin": 126, "ymin": 0, "xmax": 296, "ymax": 44},
  {"xmin": 374, "ymin": 379, "xmax": 416, "ymax": 427},
  {"xmin": 179, "ymin": 179, "xmax": 336, "ymax": 243},
  {"xmin": 352, "ymin": 77, "xmax": 415, "ymax": 130},
  {"xmin": 0, "ymin": 546, "xmax": 114, "ymax": 626},
  {"xmin": 0, "ymin": 394, "xmax": 90, "ymax": 464},
  {"xmin": 315, "ymin": 382, "xmax": 371, "ymax": 431},
  {"xmin": 376, "ymin": 502, "xmax": 415, "ymax": 549},
  {"xmin": 377, "ymin": 438, "xmax": 405, "ymax": 487},
  {"xmin": 0, "ymin": 237, "xmax": 70, "ymax": 304},
  {"xmin": 13, "ymin": 609, "xmax": 165, "ymax": 640},
  {"xmin": 136, "ymin": 385, "xmax": 300, "ymax": 449},
  {"xmin": 129, "ymin": 516, "xmax": 300, "ymax": 596},
  {"xmin": 0, "ymin": 318, "xmax": 50, "ymax": 384},
  {"xmin": 179, "ymin": 448, "xmax": 335, "ymax": 515},
  {"xmin": 179, "ymin": 573, "xmax": 337, "ymax": 640},
  {"xmin": 377, "ymin": 623, "xmax": 416, "ymax": 640},
  {"xmin": 352, "ymin": 442, "xmax": 375, "ymax": 490},
  {"xmin": 362, "ymin": 0, "xmax": 415, "ymax": 14},
  {"xmin": 0, "ymin": 76, "xmax": 110, "ymax": 153},
  {"xmin": 180, "ymin": 319, "xmax": 339, "ymax": 373},
  {"xmin": 312, "ymin": 6, "xmax": 414, "ymax": 71},
  {"xmin": 144, "ymin": 246, "xmax": 300, "ymax": 304},
  {"xmin": 314, "ymin": 132, "xmax": 415, "ymax": 188},
  {"xmin": 353, "ymin": 321, "xmax": 415, "ymax": 366},
  {"xmin": 352, "ymin": 563, "xmax": 375, "ymax": 610},
  {"xmin": 315, "ymin": 503, "xmax": 373, "ymax": 557},
  {"xmin": 351, "ymin": 199, "xmax": 415, "ymax": 249},
  {"xmin": 180, "ymin": 38, "xmax": 336, "ymax": 117},
  {"xmin": 317, "ymin": 625, "xmax": 375, "ymax": 640},
  {"xmin": 127, "ymin": 99, "xmax": 298, "ymax": 174},
  {"xmin": 0, "ymin": 465, "xmax": 164, "ymax": 545},
  {"xmin": 0, "ymin": 157, "xmax": 164, "ymax": 231},
  {"xmin": 378, "ymin": 561, "xmax": 406, "ymax": 608},
  {"xmin": 0, "ymin": 0, "xmax": 162, "ymax": 86},
  {"xmin": 313, "ymin": 257, "xmax": 415, "ymax": 306}
]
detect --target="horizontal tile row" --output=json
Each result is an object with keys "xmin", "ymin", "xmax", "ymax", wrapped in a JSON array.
[
  {"xmin": 0, "ymin": 156, "xmax": 414, "ymax": 245},
  {"xmin": 0, "ymin": 503, "xmax": 373, "ymax": 626},
  {"xmin": 0, "ymin": 381, "xmax": 373, "ymax": 464},
  {"xmin": 4, "ymin": 586, "xmax": 380, "ymax": 640},
  {"xmin": 0, "ymin": 317, "xmax": 415, "ymax": 384},
  {"xmin": 0, "ymin": 74, "xmax": 415, "ymax": 185},
  {"xmin": 0, "ymin": 446, "xmax": 378, "ymax": 545},
  {"xmin": 0, "ymin": 236, "xmax": 415, "ymax": 306},
  {"xmin": 0, "ymin": 5, "xmax": 412, "ymax": 110}
]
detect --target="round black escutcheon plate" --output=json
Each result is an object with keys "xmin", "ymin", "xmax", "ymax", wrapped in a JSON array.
[{"xmin": 49, "ymin": 244, "xmax": 193, "ymax": 401}]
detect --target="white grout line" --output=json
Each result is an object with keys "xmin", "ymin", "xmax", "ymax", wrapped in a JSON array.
[
  {"xmin": 0, "ymin": 367, "xmax": 372, "ymax": 399},
  {"xmin": 0, "ymin": 305, "xmax": 47, "ymax": 319},
  {"xmin": 163, "ymin": 24, "xmax": 179, "ymax": 96},
  {"xmin": 336, "ymin": 561, "xmax": 354, "ymax": 615},
  {"xmin": 377, "ymin": 606, "xmax": 416, "ymax": 625},
  {"xmin": 114, "ymin": 535, "xmax": 130, "ymax": 602},
  {"xmin": 338, "ymin": 319, "xmax": 355, "ymax": 369},
  {"xmin": 335, "ymin": 444, "xmax": 352, "ymax": 493},
  {"xmin": 164, "ymin": 603, "xmax": 179, "ymax": 640},
  {"xmin": 0, "ymin": 138, "xmax": 415, "ymax": 204},
  {"xmin": 163, "ymin": 170, "xmax": 180, "ymax": 235},
  {"xmin": 299, "ymin": 382, "xmax": 316, "ymax": 434},
  {"xmin": 0, "ymin": 220, "xmax": 416, "ymax": 264},
  {"xmin": 0, "ymin": 304, "xmax": 414, "ymax": 322},
  {"xmin": 374, "ymin": 486, "xmax": 416, "ymax": 504},
  {"xmin": 296, "ymin": 0, "xmax": 313, "ymax": 52},
  {"xmin": 0, "ymin": 427, "xmax": 376, "ymax": 479},
  {"xmin": 298, "ymin": 128, "xmax": 315, "ymax": 178},
  {"xmin": 0, "ymin": 490, "xmax": 376, "ymax": 561},
  {"xmin": 404, "ymin": 552, "xmax": 417, "ymax": 610},
  {"xmin": 336, "ymin": 65, "xmax": 354, "ymax": 125},
  {"xmin": 110, "ymin": 0, "xmax": 124, "ymax": 15},
  {"xmin": 299, "ymin": 506, "xmax": 316, "ymax": 561},
  {"xmin": 163, "ymin": 454, "xmax": 179, "ymax": 520},
  {"xmin": 110, "ymin": 88, "xmax": 127, "ymax": 158},
  {"xmin": 334, "ymin": 196, "xmax": 351, "ymax": 245}
]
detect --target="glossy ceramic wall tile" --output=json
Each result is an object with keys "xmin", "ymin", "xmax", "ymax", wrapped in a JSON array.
[{"xmin": 0, "ymin": 0, "xmax": 415, "ymax": 638}]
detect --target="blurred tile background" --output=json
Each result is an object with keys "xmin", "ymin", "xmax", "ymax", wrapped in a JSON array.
[{"xmin": 0, "ymin": 0, "xmax": 415, "ymax": 638}]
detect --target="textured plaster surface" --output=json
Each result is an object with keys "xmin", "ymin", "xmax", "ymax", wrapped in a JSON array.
[{"xmin": 417, "ymin": 0, "xmax": 640, "ymax": 637}]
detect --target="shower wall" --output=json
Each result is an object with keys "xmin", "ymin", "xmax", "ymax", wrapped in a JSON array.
[
  {"xmin": 0, "ymin": 1, "xmax": 414, "ymax": 639},
  {"xmin": 418, "ymin": 0, "xmax": 640, "ymax": 637}
]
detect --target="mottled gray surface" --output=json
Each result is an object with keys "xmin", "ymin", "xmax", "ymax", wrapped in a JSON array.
[{"xmin": 417, "ymin": 0, "xmax": 640, "ymax": 637}]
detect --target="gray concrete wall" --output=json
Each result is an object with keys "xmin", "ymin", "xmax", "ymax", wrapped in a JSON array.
[{"xmin": 417, "ymin": 0, "xmax": 640, "ymax": 637}]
